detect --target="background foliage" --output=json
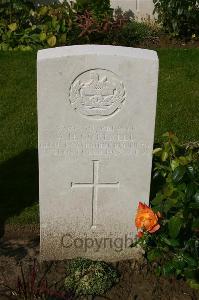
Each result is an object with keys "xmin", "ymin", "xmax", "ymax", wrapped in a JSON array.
[
  {"xmin": 153, "ymin": 0, "xmax": 199, "ymax": 37},
  {"xmin": 0, "ymin": 0, "xmax": 156, "ymax": 51}
]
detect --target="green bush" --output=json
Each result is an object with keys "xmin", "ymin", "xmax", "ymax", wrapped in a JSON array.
[
  {"xmin": 75, "ymin": 0, "xmax": 113, "ymax": 18},
  {"xmin": 110, "ymin": 20, "xmax": 155, "ymax": 45},
  {"xmin": 153, "ymin": 0, "xmax": 199, "ymax": 37},
  {"xmin": 134, "ymin": 132, "xmax": 199, "ymax": 288},
  {"xmin": 64, "ymin": 258, "xmax": 119, "ymax": 296},
  {"xmin": 0, "ymin": 0, "xmax": 157, "ymax": 50}
]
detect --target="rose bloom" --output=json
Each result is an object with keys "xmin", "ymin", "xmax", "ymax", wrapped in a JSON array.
[{"xmin": 135, "ymin": 202, "xmax": 160, "ymax": 234}]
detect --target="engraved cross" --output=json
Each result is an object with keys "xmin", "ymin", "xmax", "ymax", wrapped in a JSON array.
[{"xmin": 71, "ymin": 160, "xmax": 119, "ymax": 229}]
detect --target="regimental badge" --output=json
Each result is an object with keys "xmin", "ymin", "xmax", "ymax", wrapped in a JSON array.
[{"xmin": 69, "ymin": 69, "xmax": 126, "ymax": 118}]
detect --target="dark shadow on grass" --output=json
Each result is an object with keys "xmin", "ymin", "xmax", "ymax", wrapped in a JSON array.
[
  {"xmin": 0, "ymin": 149, "xmax": 39, "ymax": 237},
  {"xmin": 0, "ymin": 237, "xmax": 39, "ymax": 260}
]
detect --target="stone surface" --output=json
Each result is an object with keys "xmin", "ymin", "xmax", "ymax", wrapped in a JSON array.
[{"xmin": 37, "ymin": 45, "xmax": 159, "ymax": 261}]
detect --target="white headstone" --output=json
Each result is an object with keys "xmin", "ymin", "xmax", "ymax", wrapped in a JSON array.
[{"xmin": 37, "ymin": 45, "xmax": 159, "ymax": 261}]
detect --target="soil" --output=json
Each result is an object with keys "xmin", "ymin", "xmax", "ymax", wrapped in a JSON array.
[
  {"xmin": 0, "ymin": 227, "xmax": 199, "ymax": 300},
  {"xmin": 139, "ymin": 34, "xmax": 199, "ymax": 49}
]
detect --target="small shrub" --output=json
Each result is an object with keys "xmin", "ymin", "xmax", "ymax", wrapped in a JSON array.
[
  {"xmin": 153, "ymin": 0, "xmax": 199, "ymax": 38},
  {"xmin": 134, "ymin": 132, "xmax": 199, "ymax": 288},
  {"xmin": 110, "ymin": 21, "xmax": 156, "ymax": 46},
  {"xmin": 75, "ymin": 0, "xmax": 113, "ymax": 18},
  {"xmin": 64, "ymin": 258, "xmax": 119, "ymax": 296}
]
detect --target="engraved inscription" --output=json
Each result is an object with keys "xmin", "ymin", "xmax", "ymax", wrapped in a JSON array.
[
  {"xmin": 71, "ymin": 160, "xmax": 119, "ymax": 228},
  {"xmin": 39, "ymin": 125, "xmax": 152, "ymax": 157},
  {"xmin": 69, "ymin": 69, "xmax": 126, "ymax": 118}
]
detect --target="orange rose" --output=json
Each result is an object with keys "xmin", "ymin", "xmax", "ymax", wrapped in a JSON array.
[{"xmin": 135, "ymin": 202, "xmax": 160, "ymax": 234}]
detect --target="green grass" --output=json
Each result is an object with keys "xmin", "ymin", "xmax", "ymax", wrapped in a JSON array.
[
  {"xmin": 0, "ymin": 49, "xmax": 198, "ymax": 227},
  {"xmin": 155, "ymin": 49, "xmax": 199, "ymax": 142},
  {"xmin": 0, "ymin": 51, "xmax": 39, "ymax": 229}
]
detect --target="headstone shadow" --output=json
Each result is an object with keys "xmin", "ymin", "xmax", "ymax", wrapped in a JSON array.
[{"xmin": 0, "ymin": 149, "xmax": 39, "ymax": 237}]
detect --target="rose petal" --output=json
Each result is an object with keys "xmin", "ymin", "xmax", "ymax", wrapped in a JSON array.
[
  {"xmin": 137, "ymin": 231, "xmax": 144, "ymax": 238},
  {"xmin": 138, "ymin": 202, "xmax": 145, "ymax": 209},
  {"xmin": 138, "ymin": 202, "xmax": 150, "ymax": 210},
  {"xmin": 149, "ymin": 224, "xmax": 160, "ymax": 233}
]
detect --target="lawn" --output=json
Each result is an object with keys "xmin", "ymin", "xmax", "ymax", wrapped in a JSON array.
[{"xmin": 0, "ymin": 48, "xmax": 199, "ymax": 226}]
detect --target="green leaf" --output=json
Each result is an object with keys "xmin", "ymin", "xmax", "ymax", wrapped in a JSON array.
[
  {"xmin": 179, "ymin": 156, "xmax": 189, "ymax": 165},
  {"xmin": 51, "ymin": 16, "xmax": 58, "ymax": 29},
  {"xmin": 8, "ymin": 23, "xmax": 17, "ymax": 32},
  {"xmin": 47, "ymin": 35, "xmax": 56, "ymax": 47},
  {"xmin": 187, "ymin": 165, "xmax": 195, "ymax": 179},
  {"xmin": 185, "ymin": 183, "xmax": 195, "ymax": 201},
  {"xmin": 0, "ymin": 42, "xmax": 9, "ymax": 51},
  {"xmin": 39, "ymin": 32, "xmax": 47, "ymax": 41},
  {"xmin": 61, "ymin": 19, "xmax": 66, "ymax": 32},
  {"xmin": 161, "ymin": 150, "xmax": 169, "ymax": 162},
  {"xmin": 147, "ymin": 249, "xmax": 161, "ymax": 262},
  {"xmin": 193, "ymin": 192, "xmax": 199, "ymax": 203},
  {"xmin": 164, "ymin": 198, "xmax": 178, "ymax": 214},
  {"xmin": 170, "ymin": 142, "xmax": 176, "ymax": 154},
  {"xmin": 60, "ymin": 33, "xmax": 67, "ymax": 44},
  {"xmin": 162, "ymin": 132, "xmax": 170, "ymax": 138},
  {"xmin": 189, "ymin": 203, "xmax": 199, "ymax": 209},
  {"xmin": 161, "ymin": 145, "xmax": 169, "ymax": 161},
  {"xmin": 151, "ymin": 193, "xmax": 165, "ymax": 206},
  {"xmin": 189, "ymin": 193, "xmax": 199, "ymax": 209},
  {"xmin": 39, "ymin": 6, "xmax": 49, "ymax": 16},
  {"xmin": 18, "ymin": 45, "xmax": 32, "ymax": 51},
  {"xmin": 153, "ymin": 147, "xmax": 162, "ymax": 155},
  {"xmin": 162, "ymin": 262, "xmax": 175, "ymax": 276},
  {"xmin": 171, "ymin": 159, "xmax": 179, "ymax": 171},
  {"xmin": 164, "ymin": 185, "xmax": 174, "ymax": 197},
  {"xmin": 172, "ymin": 166, "xmax": 186, "ymax": 183},
  {"xmin": 172, "ymin": 256, "xmax": 186, "ymax": 270},
  {"xmin": 153, "ymin": 170, "xmax": 160, "ymax": 180},
  {"xmin": 187, "ymin": 279, "xmax": 199, "ymax": 290},
  {"xmin": 168, "ymin": 215, "xmax": 183, "ymax": 239},
  {"xmin": 177, "ymin": 8, "xmax": 183, "ymax": 15},
  {"xmin": 182, "ymin": 254, "xmax": 198, "ymax": 268},
  {"xmin": 162, "ymin": 237, "xmax": 180, "ymax": 247}
]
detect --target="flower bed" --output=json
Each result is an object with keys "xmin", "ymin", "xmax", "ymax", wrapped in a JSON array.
[{"xmin": 134, "ymin": 132, "xmax": 199, "ymax": 289}]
